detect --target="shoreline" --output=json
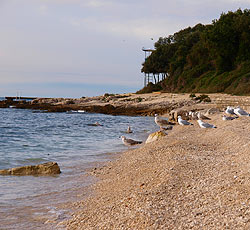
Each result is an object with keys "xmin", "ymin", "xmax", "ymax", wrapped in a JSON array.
[
  {"xmin": 1, "ymin": 93, "xmax": 250, "ymax": 229},
  {"xmin": 54, "ymin": 94, "xmax": 250, "ymax": 229},
  {"xmin": 63, "ymin": 113, "xmax": 250, "ymax": 229}
]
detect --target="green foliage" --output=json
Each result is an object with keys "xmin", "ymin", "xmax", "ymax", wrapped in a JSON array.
[
  {"xmin": 136, "ymin": 82, "xmax": 163, "ymax": 94},
  {"xmin": 141, "ymin": 9, "xmax": 250, "ymax": 95},
  {"xmin": 103, "ymin": 93, "xmax": 115, "ymax": 97}
]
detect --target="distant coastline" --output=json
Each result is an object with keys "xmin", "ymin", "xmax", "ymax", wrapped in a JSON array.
[{"xmin": 1, "ymin": 92, "xmax": 250, "ymax": 118}]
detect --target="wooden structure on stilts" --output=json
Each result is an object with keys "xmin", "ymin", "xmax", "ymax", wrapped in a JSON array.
[{"xmin": 142, "ymin": 47, "xmax": 168, "ymax": 87}]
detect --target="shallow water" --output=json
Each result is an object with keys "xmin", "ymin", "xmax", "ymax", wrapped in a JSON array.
[{"xmin": 0, "ymin": 108, "xmax": 158, "ymax": 229}]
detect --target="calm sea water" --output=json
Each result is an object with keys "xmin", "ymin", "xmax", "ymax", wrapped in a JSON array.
[{"xmin": 0, "ymin": 108, "xmax": 157, "ymax": 229}]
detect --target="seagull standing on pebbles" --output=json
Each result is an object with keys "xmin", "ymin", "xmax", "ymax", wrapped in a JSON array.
[
  {"xmin": 225, "ymin": 106, "xmax": 236, "ymax": 116},
  {"xmin": 234, "ymin": 107, "xmax": 250, "ymax": 117},
  {"xmin": 155, "ymin": 114, "xmax": 174, "ymax": 127},
  {"xmin": 121, "ymin": 136, "xmax": 142, "ymax": 146},
  {"xmin": 178, "ymin": 116, "xmax": 193, "ymax": 126},
  {"xmin": 197, "ymin": 119, "xmax": 216, "ymax": 128},
  {"xmin": 222, "ymin": 115, "xmax": 237, "ymax": 121}
]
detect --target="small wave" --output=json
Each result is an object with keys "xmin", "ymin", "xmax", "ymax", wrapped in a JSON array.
[{"xmin": 17, "ymin": 158, "xmax": 47, "ymax": 165}]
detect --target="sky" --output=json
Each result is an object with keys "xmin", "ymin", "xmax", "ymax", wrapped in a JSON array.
[{"xmin": 0, "ymin": 0, "xmax": 249, "ymax": 98}]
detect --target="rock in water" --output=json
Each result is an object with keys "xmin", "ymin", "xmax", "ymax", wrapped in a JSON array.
[
  {"xmin": 0, "ymin": 162, "xmax": 61, "ymax": 176},
  {"xmin": 146, "ymin": 131, "xmax": 167, "ymax": 144}
]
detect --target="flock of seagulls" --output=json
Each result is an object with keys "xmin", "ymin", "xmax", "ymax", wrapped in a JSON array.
[
  {"xmin": 226, "ymin": 106, "xmax": 250, "ymax": 117},
  {"xmin": 120, "ymin": 105, "xmax": 249, "ymax": 146}
]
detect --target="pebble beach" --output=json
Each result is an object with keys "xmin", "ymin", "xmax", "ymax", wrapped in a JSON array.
[{"xmin": 57, "ymin": 94, "xmax": 250, "ymax": 229}]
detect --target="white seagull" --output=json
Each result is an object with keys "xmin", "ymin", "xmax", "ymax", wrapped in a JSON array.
[
  {"xmin": 178, "ymin": 116, "xmax": 193, "ymax": 126},
  {"xmin": 155, "ymin": 114, "xmax": 174, "ymax": 127},
  {"xmin": 225, "ymin": 106, "xmax": 236, "ymax": 116},
  {"xmin": 197, "ymin": 119, "xmax": 216, "ymax": 128},
  {"xmin": 121, "ymin": 136, "xmax": 142, "ymax": 146},
  {"xmin": 234, "ymin": 107, "xmax": 250, "ymax": 117}
]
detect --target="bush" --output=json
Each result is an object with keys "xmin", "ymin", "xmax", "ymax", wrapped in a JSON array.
[
  {"xmin": 136, "ymin": 82, "xmax": 163, "ymax": 94},
  {"xmin": 194, "ymin": 94, "xmax": 211, "ymax": 102}
]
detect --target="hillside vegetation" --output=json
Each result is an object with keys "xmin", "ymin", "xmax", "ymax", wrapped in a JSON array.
[{"xmin": 139, "ymin": 9, "xmax": 250, "ymax": 95}]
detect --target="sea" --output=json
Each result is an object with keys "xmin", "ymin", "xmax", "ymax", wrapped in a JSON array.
[{"xmin": 0, "ymin": 107, "xmax": 158, "ymax": 229}]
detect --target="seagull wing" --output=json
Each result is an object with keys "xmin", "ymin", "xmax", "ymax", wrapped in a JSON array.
[
  {"xmin": 238, "ymin": 108, "xmax": 249, "ymax": 116},
  {"xmin": 202, "ymin": 122, "xmax": 216, "ymax": 128},
  {"xmin": 181, "ymin": 119, "xmax": 193, "ymax": 125}
]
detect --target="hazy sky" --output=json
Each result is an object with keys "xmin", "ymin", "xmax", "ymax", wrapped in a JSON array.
[{"xmin": 0, "ymin": 0, "xmax": 249, "ymax": 97}]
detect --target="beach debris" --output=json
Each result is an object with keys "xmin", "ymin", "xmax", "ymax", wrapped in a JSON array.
[
  {"xmin": 77, "ymin": 110, "xmax": 86, "ymax": 113},
  {"xmin": 121, "ymin": 136, "xmax": 142, "ymax": 146},
  {"xmin": 0, "ymin": 162, "xmax": 61, "ymax": 176},
  {"xmin": 178, "ymin": 116, "xmax": 193, "ymax": 126},
  {"xmin": 146, "ymin": 130, "xmax": 167, "ymax": 144},
  {"xmin": 126, "ymin": 126, "xmax": 133, "ymax": 133},
  {"xmin": 234, "ymin": 106, "xmax": 250, "ymax": 117},
  {"xmin": 155, "ymin": 114, "xmax": 175, "ymax": 127},
  {"xmin": 67, "ymin": 110, "xmax": 86, "ymax": 114},
  {"xmin": 197, "ymin": 119, "xmax": 216, "ymax": 128},
  {"xmin": 222, "ymin": 115, "xmax": 237, "ymax": 121}
]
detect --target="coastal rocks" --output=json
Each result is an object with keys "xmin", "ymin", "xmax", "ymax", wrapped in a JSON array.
[
  {"xmin": 146, "ymin": 130, "xmax": 167, "ymax": 143},
  {"xmin": 0, "ymin": 162, "xmax": 61, "ymax": 176}
]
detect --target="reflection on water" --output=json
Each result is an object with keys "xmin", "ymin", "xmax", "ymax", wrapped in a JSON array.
[{"xmin": 0, "ymin": 108, "xmax": 157, "ymax": 229}]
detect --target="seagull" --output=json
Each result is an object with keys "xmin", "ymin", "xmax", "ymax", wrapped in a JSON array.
[
  {"xmin": 126, "ymin": 126, "xmax": 133, "ymax": 133},
  {"xmin": 87, "ymin": 122, "xmax": 103, "ymax": 126},
  {"xmin": 191, "ymin": 112, "xmax": 198, "ymax": 120},
  {"xmin": 155, "ymin": 114, "xmax": 174, "ymax": 127},
  {"xmin": 225, "ymin": 106, "xmax": 236, "ymax": 116},
  {"xmin": 197, "ymin": 119, "xmax": 216, "ymax": 128},
  {"xmin": 234, "ymin": 107, "xmax": 250, "ymax": 117},
  {"xmin": 197, "ymin": 112, "xmax": 211, "ymax": 120},
  {"xmin": 178, "ymin": 116, "xmax": 193, "ymax": 126},
  {"xmin": 121, "ymin": 136, "xmax": 142, "ymax": 146},
  {"xmin": 189, "ymin": 111, "xmax": 197, "ymax": 120},
  {"xmin": 222, "ymin": 115, "xmax": 237, "ymax": 121},
  {"xmin": 160, "ymin": 125, "xmax": 173, "ymax": 131}
]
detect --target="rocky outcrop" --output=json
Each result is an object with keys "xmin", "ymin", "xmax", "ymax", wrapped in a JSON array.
[
  {"xmin": 146, "ymin": 130, "xmax": 167, "ymax": 144},
  {"xmin": 0, "ymin": 162, "xmax": 61, "ymax": 176}
]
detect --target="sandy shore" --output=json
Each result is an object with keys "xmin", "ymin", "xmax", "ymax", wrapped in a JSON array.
[{"xmin": 55, "ymin": 94, "xmax": 250, "ymax": 229}]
